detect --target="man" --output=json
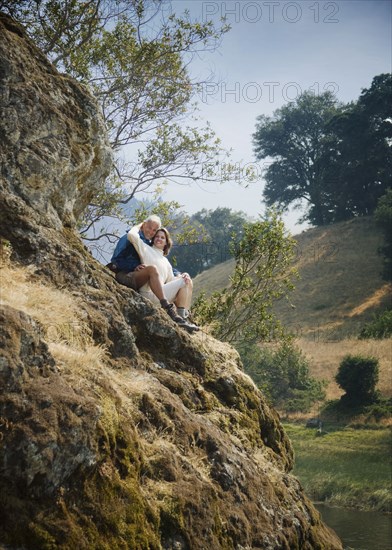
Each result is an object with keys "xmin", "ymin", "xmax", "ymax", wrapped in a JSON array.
[{"xmin": 109, "ymin": 215, "xmax": 197, "ymax": 330}]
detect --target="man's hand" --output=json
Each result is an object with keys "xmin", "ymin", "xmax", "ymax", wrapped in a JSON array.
[
  {"xmin": 134, "ymin": 264, "xmax": 146, "ymax": 271},
  {"xmin": 181, "ymin": 272, "xmax": 191, "ymax": 284}
]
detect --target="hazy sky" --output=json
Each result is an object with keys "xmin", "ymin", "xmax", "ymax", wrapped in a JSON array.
[{"xmin": 153, "ymin": 0, "xmax": 392, "ymax": 233}]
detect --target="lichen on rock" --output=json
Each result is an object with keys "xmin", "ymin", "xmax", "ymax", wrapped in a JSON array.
[{"xmin": 0, "ymin": 12, "xmax": 343, "ymax": 550}]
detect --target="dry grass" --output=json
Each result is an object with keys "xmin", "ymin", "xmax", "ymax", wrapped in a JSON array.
[
  {"xmin": 193, "ymin": 217, "xmax": 392, "ymax": 406},
  {"xmin": 297, "ymin": 337, "xmax": 392, "ymax": 400},
  {"xmin": 274, "ymin": 216, "xmax": 390, "ymax": 339},
  {"xmin": 193, "ymin": 258, "xmax": 234, "ymax": 298},
  {"xmin": 194, "ymin": 217, "xmax": 390, "ymax": 341},
  {"xmin": 49, "ymin": 342, "xmax": 108, "ymax": 371},
  {"xmin": 0, "ymin": 262, "xmax": 107, "ymax": 369}
]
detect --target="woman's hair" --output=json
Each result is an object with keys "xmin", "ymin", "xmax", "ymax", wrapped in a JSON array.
[{"xmin": 154, "ymin": 227, "xmax": 172, "ymax": 256}]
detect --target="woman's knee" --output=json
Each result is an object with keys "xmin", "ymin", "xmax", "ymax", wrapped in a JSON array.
[{"xmin": 145, "ymin": 265, "xmax": 159, "ymax": 277}]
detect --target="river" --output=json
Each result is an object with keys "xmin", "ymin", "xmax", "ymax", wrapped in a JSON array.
[{"xmin": 315, "ymin": 503, "xmax": 392, "ymax": 550}]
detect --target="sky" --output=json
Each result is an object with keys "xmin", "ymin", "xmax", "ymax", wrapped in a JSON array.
[{"xmin": 151, "ymin": 0, "xmax": 392, "ymax": 234}]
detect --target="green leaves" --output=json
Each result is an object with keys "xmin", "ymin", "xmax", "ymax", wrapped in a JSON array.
[
  {"xmin": 241, "ymin": 341, "xmax": 326, "ymax": 412},
  {"xmin": 193, "ymin": 209, "xmax": 298, "ymax": 345},
  {"xmin": 253, "ymin": 91, "xmax": 343, "ymax": 226},
  {"xmin": 253, "ymin": 75, "xmax": 392, "ymax": 226},
  {"xmin": 336, "ymin": 355, "xmax": 380, "ymax": 406},
  {"xmin": 374, "ymin": 189, "xmax": 392, "ymax": 280},
  {"xmin": 6, "ymin": 1, "xmax": 231, "ymax": 245}
]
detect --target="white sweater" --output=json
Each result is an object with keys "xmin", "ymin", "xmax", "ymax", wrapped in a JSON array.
[{"xmin": 127, "ymin": 225, "xmax": 175, "ymax": 292}]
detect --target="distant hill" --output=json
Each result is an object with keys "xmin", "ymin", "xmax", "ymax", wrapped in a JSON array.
[{"xmin": 193, "ymin": 216, "xmax": 391, "ymax": 341}]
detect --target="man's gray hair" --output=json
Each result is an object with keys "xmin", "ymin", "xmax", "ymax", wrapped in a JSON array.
[{"xmin": 144, "ymin": 214, "xmax": 161, "ymax": 227}]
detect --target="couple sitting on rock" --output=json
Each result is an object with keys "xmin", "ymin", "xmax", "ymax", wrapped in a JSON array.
[{"xmin": 108, "ymin": 215, "xmax": 199, "ymax": 333}]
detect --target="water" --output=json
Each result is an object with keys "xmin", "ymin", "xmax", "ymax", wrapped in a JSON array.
[{"xmin": 315, "ymin": 503, "xmax": 392, "ymax": 550}]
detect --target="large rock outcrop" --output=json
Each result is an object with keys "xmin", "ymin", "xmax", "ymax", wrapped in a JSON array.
[{"xmin": 0, "ymin": 13, "xmax": 343, "ymax": 550}]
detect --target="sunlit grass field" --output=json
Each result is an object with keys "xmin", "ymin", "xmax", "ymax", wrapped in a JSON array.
[{"xmin": 284, "ymin": 423, "xmax": 392, "ymax": 512}]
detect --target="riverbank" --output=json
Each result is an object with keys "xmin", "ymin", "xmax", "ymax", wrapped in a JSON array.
[
  {"xmin": 315, "ymin": 503, "xmax": 392, "ymax": 550},
  {"xmin": 284, "ymin": 423, "xmax": 392, "ymax": 512}
]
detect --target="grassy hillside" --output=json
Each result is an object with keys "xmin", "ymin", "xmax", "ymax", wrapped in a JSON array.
[
  {"xmin": 193, "ymin": 216, "xmax": 392, "ymax": 401},
  {"xmin": 193, "ymin": 216, "xmax": 391, "ymax": 338}
]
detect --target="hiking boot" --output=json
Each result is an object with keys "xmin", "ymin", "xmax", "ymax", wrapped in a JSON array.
[
  {"xmin": 181, "ymin": 320, "xmax": 200, "ymax": 333},
  {"xmin": 163, "ymin": 303, "xmax": 187, "ymax": 325},
  {"xmin": 185, "ymin": 310, "xmax": 196, "ymax": 324}
]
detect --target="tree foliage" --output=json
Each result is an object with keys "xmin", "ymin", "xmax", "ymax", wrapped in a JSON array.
[
  {"xmin": 3, "ymin": 0, "xmax": 231, "ymax": 241},
  {"xmin": 359, "ymin": 309, "xmax": 392, "ymax": 340},
  {"xmin": 172, "ymin": 207, "xmax": 249, "ymax": 276},
  {"xmin": 193, "ymin": 210, "xmax": 298, "ymax": 345},
  {"xmin": 374, "ymin": 188, "xmax": 392, "ymax": 280},
  {"xmin": 325, "ymin": 74, "xmax": 392, "ymax": 221},
  {"xmin": 335, "ymin": 355, "xmax": 379, "ymax": 406},
  {"xmin": 253, "ymin": 75, "xmax": 392, "ymax": 226},
  {"xmin": 253, "ymin": 91, "xmax": 343, "ymax": 226},
  {"xmin": 240, "ymin": 341, "xmax": 326, "ymax": 413}
]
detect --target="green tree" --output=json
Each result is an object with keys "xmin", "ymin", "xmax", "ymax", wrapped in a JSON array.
[
  {"xmin": 172, "ymin": 207, "xmax": 249, "ymax": 277},
  {"xmin": 193, "ymin": 210, "xmax": 298, "ymax": 345},
  {"xmin": 240, "ymin": 342, "xmax": 326, "ymax": 413},
  {"xmin": 335, "ymin": 355, "xmax": 379, "ymax": 406},
  {"xmin": 374, "ymin": 188, "xmax": 392, "ymax": 280},
  {"xmin": 253, "ymin": 91, "xmax": 344, "ymax": 226},
  {"xmin": 325, "ymin": 74, "xmax": 392, "ymax": 220},
  {"xmin": 3, "ymin": 0, "xmax": 231, "ymax": 242}
]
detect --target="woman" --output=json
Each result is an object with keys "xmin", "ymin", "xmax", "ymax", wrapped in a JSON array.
[{"xmin": 127, "ymin": 224, "xmax": 198, "ymax": 330}]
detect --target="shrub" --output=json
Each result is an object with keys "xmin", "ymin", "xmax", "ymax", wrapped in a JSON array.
[
  {"xmin": 363, "ymin": 399, "xmax": 392, "ymax": 421},
  {"xmin": 335, "ymin": 354, "xmax": 379, "ymax": 406},
  {"xmin": 359, "ymin": 309, "xmax": 392, "ymax": 339},
  {"xmin": 239, "ymin": 341, "xmax": 326, "ymax": 412}
]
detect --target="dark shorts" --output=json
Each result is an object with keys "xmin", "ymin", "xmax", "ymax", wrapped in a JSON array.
[{"xmin": 115, "ymin": 270, "xmax": 138, "ymax": 290}]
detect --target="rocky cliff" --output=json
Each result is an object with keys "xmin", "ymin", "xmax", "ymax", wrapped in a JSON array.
[{"xmin": 0, "ymin": 13, "xmax": 343, "ymax": 550}]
